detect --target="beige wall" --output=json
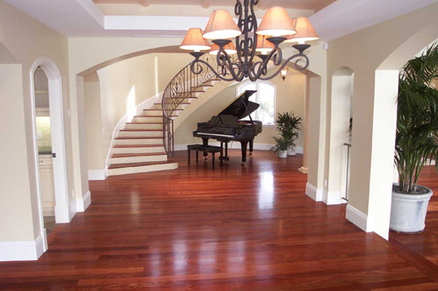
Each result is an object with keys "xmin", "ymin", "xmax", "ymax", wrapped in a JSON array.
[
  {"xmin": 175, "ymin": 71, "xmax": 306, "ymax": 147},
  {"xmin": 0, "ymin": 1, "xmax": 73, "ymax": 242},
  {"xmin": 84, "ymin": 73, "xmax": 105, "ymax": 170}
]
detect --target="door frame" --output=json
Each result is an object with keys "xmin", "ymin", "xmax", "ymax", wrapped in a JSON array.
[{"xmin": 30, "ymin": 57, "xmax": 70, "ymax": 251}]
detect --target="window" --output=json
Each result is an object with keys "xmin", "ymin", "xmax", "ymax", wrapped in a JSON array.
[{"xmin": 237, "ymin": 82, "xmax": 276, "ymax": 125}]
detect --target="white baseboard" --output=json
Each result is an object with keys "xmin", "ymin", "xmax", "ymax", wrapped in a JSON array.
[
  {"xmin": 0, "ymin": 235, "xmax": 44, "ymax": 262},
  {"xmin": 42, "ymin": 206, "xmax": 55, "ymax": 217},
  {"xmin": 346, "ymin": 204, "xmax": 373, "ymax": 232},
  {"xmin": 76, "ymin": 191, "xmax": 91, "ymax": 212},
  {"xmin": 323, "ymin": 190, "xmax": 347, "ymax": 205},
  {"xmin": 306, "ymin": 182, "xmax": 323, "ymax": 201},
  {"xmin": 175, "ymin": 142, "xmax": 303, "ymax": 153},
  {"xmin": 88, "ymin": 169, "xmax": 106, "ymax": 181},
  {"xmin": 55, "ymin": 203, "xmax": 71, "ymax": 223},
  {"xmin": 68, "ymin": 200, "xmax": 77, "ymax": 221}
]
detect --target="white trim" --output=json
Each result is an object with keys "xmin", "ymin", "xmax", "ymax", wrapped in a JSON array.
[
  {"xmin": 346, "ymin": 204, "xmax": 373, "ymax": 232},
  {"xmin": 76, "ymin": 191, "xmax": 92, "ymax": 212},
  {"xmin": 105, "ymin": 92, "xmax": 163, "ymax": 171},
  {"xmin": 322, "ymin": 190, "xmax": 347, "ymax": 205},
  {"xmin": 306, "ymin": 182, "xmax": 323, "ymax": 201},
  {"xmin": 88, "ymin": 169, "xmax": 106, "ymax": 181},
  {"xmin": 0, "ymin": 235, "xmax": 44, "ymax": 262},
  {"xmin": 175, "ymin": 142, "xmax": 303, "ymax": 153},
  {"xmin": 30, "ymin": 57, "xmax": 71, "ymax": 255},
  {"xmin": 68, "ymin": 200, "xmax": 77, "ymax": 221}
]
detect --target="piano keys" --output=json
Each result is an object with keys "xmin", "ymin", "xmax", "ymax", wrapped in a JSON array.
[{"xmin": 193, "ymin": 90, "xmax": 263, "ymax": 165}]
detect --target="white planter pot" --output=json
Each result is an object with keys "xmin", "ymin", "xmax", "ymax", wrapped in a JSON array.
[
  {"xmin": 278, "ymin": 150, "xmax": 288, "ymax": 159},
  {"xmin": 390, "ymin": 185, "xmax": 433, "ymax": 233},
  {"xmin": 287, "ymin": 147, "xmax": 296, "ymax": 156}
]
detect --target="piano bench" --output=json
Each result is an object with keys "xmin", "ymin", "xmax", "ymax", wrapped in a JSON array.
[{"xmin": 187, "ymin": 144, "xmax": 223, "ymax": 169}]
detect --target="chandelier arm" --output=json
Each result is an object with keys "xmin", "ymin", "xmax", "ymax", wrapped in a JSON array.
[
  {"xmin": 248, "ymin": 47, "xmax": 282, "ymax": 80},
  {"xmin": 258, "ymin": 54, "xmax": 310, "ymax": 81},
  {"xmin": 216, "ymin": 46, "xmax": 244, "ymax": 81},
  {"xmin": 190, "ymin": 59, "xmax": 237, "ymax": 82},
  {"xmin": 234, "ymin": 1, "xmax": 245, "ymax": 68},
  {"xmin": 246, "ymin": 0, "xmax": 259, "ymax": 65}
]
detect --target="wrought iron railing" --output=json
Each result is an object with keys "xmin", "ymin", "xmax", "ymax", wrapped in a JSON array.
[{"xmin": 162, "ymin": 54, "xmax": 222, "ymax": 157}]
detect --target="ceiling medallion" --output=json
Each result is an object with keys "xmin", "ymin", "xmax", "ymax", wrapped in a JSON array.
[{"xmin": 180, "ymin": 0, "xmax": 319, "ymax": 82}]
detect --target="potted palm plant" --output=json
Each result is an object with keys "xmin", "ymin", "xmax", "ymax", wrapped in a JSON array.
[
  {"xmin": 270, "ymin": 136, "xmax": 291, "ymax": 158},
  {"xmin": 276, "ymin": 112, "xmax": 302, "ymax": 156},
  {"xmin": 391, "ymin": 43, "xmax": 438, "ymax": 233}
]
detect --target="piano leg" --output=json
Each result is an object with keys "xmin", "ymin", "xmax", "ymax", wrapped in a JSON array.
[
  {"xmin": 249, "ymin": 139, "xmax": 254, "ymax": 155},
  {"xmin": 240, "ymin": 140, "xmax": 248, "ymax": 166},
  {"xmin": 225, "ymin": 142, "xmax": 229, "ymax": 161},
  {"xmin": 202, "ymin": 138, "xmax": 209, "ymax": 159}
]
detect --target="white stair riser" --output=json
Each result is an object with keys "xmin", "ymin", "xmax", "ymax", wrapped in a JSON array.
[
  {"xmin": 115, "ymin": 139, "xmax": 163, "ymax": 145},
  {"xmin": 112, "ymin": 147, "xmax": 165, "ymax": 154},
  {"xmin": 108, "ymin": 162, "xmax": 178, "ymax": 176},
  {"xmin": 134, "ymin": 116, "xmax": 162, "ymax": 123},
  {"xmin": 125, "ymin": 123, "xmax": 163, "ymax": 130},
  {"xmin": 118, "ymin": 131, "xmax": 162, "ymax": 138},
  {"xmin": 111, "ymin": 155, "xmax": 168, "ymax": 164}
]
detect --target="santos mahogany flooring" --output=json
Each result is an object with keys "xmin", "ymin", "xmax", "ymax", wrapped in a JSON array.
[{"xmin": 0, "ymin": 150, "xmax": 438, "ymax": 290}]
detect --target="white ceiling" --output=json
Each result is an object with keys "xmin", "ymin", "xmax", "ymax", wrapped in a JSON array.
[
  {"xmin": 4, "ymin": 0, "xmax": 438, "ymax": 41},
  {"xmin": 93, "ymin": 0, "xmax": 336, "ymax": 12}
]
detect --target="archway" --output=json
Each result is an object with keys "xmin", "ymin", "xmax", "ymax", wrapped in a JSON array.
[
  {"xmin": 360, "ymin": 29, "xmax": 438, "ymax": 239},
  {"xmin": 325, "ymin": 67, "xmax": 354, "ymax": 205},
  {"xmin": 30, "ymin": 57, "xmax": 70, "ymax": 251}
]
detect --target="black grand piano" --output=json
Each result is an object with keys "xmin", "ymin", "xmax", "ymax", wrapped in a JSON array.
[{"xmin": 193, "ymin": 90, "xmax": 262, "ymax": 165}]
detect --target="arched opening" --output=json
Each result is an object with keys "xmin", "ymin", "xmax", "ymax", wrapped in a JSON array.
[
  {"xmin": 325, "ymin": 67, "xmax": 354, "ymax": 205},
  {"xmin": 364, "ymin": 29, "xmax": 438, "ymax": 239},
  {"xmin": 30, "ymin": 57, "xmax": 70, "ymax": 251}
]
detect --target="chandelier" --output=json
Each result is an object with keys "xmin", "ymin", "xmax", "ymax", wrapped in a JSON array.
[{"xmin": 179, "ymin": 0, "xmax": 319, "ymax": 82}]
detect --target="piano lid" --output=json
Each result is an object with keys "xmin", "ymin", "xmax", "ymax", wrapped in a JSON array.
[{"xmin": 213, "ymin": 90, "xmax": 259, "ymax": 120}]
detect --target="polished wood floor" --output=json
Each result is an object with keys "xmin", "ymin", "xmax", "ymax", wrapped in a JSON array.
[{"xmin": 1, "ymin": 150, "xmax": 438, "ymax": 290}]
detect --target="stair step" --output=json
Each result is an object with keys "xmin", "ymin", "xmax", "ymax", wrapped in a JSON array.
[
  {"xmin": 110, "ymin": 153, "xmax": 168, "ymax": 164},
  {"xmin": 144, "ymin": 109, "xmax": 182, "ymax": 111},
  {"xmin": 165, "ymin": 97, "xmax": 197, "ymax": 100},
  {"xmin": 118, "ymin": 129, "xmax": 162, "ymax": 138},
  {"xmin": 114, "ymin": 144, "xmax": 163, "ymax": 148},
  {"xmin": 120, "ymin": 129, "xmax": 162, "ymax": 132},
  {"xmin": 108, "ymin": 160, "xmax": 178, "ymax": 176},
  {"xmin": 134, "ymin": 115, "xmax": 176, "ymax": 118},
  {"xmin": 116, "ymin": 137, "xmax": 161, "ymax": 140},
  {"xmin": 115, "ymin": 137, "xmax": 163, "ymax": 145},
  {"xmin": 112, "ymin": 153, "xmax": 166, "ymax": 158},
  {"xmin": 158, "ymin": 102, "xmax": 190, "ymax": 105},
  {"xmin": 126, "ymin": 122, "xmax": 162, "ymax": 124},
  {"xmin": 109, "ymin": 160, "xmax": 177, "ymax": 169}
]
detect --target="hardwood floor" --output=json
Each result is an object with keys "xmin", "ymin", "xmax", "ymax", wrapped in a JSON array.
[{"xmin": 1, "ymin": 150, "xmax": 437, "ymax": 290}]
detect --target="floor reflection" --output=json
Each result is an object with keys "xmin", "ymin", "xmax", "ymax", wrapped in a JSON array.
[{"xmin": 258, "ymin": 171, "xmax": 275, "ymax": 209}]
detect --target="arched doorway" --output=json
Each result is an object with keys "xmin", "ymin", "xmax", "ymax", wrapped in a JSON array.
[
  {"xmin": 325, "ymin": 67, "xmax": 354, "ymax": 205},
  {"xmin": 30, "ymin": 57, "xmax": 70, "ymax": 250}
]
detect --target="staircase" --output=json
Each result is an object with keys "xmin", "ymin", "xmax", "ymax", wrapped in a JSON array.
[{"xmin": 107, "ymin": 54, "xmax": 221, "ymax": 177}]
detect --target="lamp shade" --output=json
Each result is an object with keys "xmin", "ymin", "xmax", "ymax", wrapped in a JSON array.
[
  {"xmin": 203, "ymin": 10, "xmax": 242, "ymax": 40},
  {"xmin": 180, "ymin": 28, "xmax": 211, "ymax": 51},
  {"xmin": 256, "ymin": 34, "xmax": 275, "ymax": 55},
  {"xmin": 285, "ymin": 17, "xmax": 319, "ymax": 44},
  {"xmin": 209, "ymin": 41, "xmax": 237, "ymax": 55},
  {"xmin": 257, "ymin": 7, "xmax": 296, "ymax": 37}
]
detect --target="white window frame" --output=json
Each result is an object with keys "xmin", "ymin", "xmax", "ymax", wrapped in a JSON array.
[{"xmin": 237, "ymin": 81, "xmax": 276, "ymax": 127}]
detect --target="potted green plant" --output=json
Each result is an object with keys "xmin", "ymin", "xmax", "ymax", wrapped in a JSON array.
[
  {"xmin": 391, "ymin": 43, "xmax": 438, "ymax": 233},
  {"xmin": 276, "ymin": 112, "xmax": 302, "ymax": 156},
  {"xmin": 270, "ymin": 136, "xmax": 291, "ymax": 159}
]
